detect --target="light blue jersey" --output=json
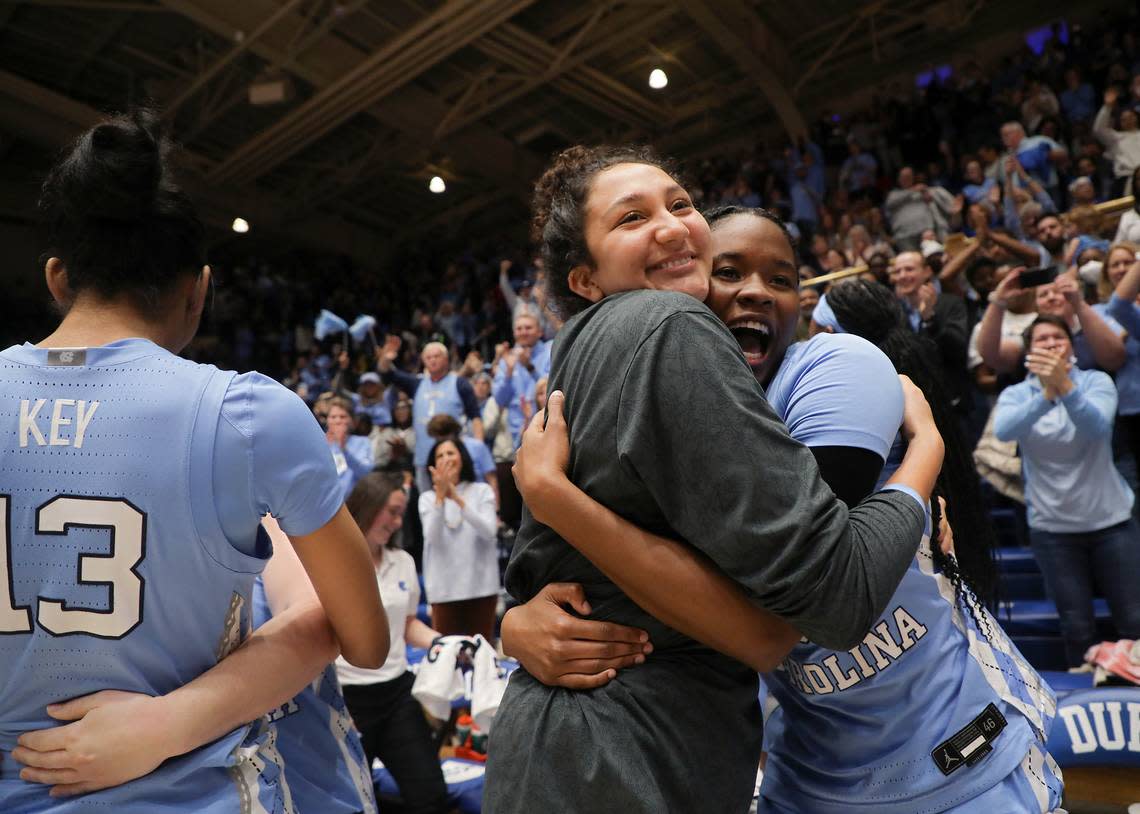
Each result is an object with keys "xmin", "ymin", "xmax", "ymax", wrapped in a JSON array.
[
  {"xmin": 251, "ymin": 579, "xmax": 377, "ymax": 814},
  {"xmin": 492, "ymin": 340, "xmax": 552, "ymax": 447},
  {"xmin": 1099, "ymin": 297, "xmax": 1140, "ymax": 415},
  {"xmin": 412, "ymin": 373, "xmax": 466, "ymax": 468},
  {"xmin": 461, "ymin": 435, "xmax": 495, "ymax": 482},
  {"xmin": 760, "ymin": 334, "xmax": 1059, "ymax": 813},
  {"xmin": 351, "ymin": 394, "xmax": 392, "ymax": 428},
  {"xmin": 0, "ymin": 338, "xmax": 341, "ymax": 813}
]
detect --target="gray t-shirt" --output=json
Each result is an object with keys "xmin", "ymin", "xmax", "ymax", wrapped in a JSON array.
[{"xmin": 483, "ymin": 290, "xmax": 924, "ymax": 813}]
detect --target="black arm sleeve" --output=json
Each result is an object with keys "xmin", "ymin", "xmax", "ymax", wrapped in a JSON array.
[
  {"xmin": 616, "ymin": 310, "xmax": 925, "ymax": 650},
  {"xmin": 809, "ymin": 446, "xmax": 885, "ymax": 509}
]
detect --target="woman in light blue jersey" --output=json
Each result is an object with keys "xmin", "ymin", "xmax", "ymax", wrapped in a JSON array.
[
  {"xmin": 10, "ymin": 518, "xmax": 382, "ymax": 812},
  {"xmin": 502, "ymin": 209, "xmax": 1062, "ymax": 812},
  {"xmin": 1, "ymin": 109, "xmax": 387, "ymax": 813}
]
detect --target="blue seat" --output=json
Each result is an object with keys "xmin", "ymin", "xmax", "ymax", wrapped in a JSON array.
[
  {"xmin": 999, "ymin": 572, "xmax": 1047, "ymax": 600},
  {"xmin": 996, "ymin": 598, "xmax": 1113, "ymax": 637},
  {"xmin": 989, "ymin": 508, "xmax": 1026, "ymax": 548},
  {"xmin": 417, "ymin": 601, "xmax": 431, "ymax": 626},
  {"xmin": 1047, "ymin": 688, "xmax": 1140, "ymax": 768},
  {"xmin": 1012, "ymin": 636, "xmax": 1068, "ymax": 672},
  {"xmin": 995, "ymin": 547, "xmax": 1040, "ymax": 575},
  {"xmin": 1039, "ymin": 670, "xmax": 1095, "ymax": 698}
]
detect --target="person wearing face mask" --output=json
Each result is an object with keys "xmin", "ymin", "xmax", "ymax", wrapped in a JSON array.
[
  {"xmin": 994, "ymin": 316, "xmax": 1140, "ymax": 669},
  {"xmin": 976, "ymin": 269, "xmax": 1125, "ymax": 379}
]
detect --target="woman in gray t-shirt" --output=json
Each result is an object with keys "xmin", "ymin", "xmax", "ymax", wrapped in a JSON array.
[{"xmin": 482, "ymin": 146, "xmax": 941, "ymax": 814}]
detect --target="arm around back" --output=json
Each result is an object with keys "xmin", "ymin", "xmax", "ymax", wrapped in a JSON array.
[
  {"xmin": 615, "ymin": 310, "xmax": 925, "ymax": 650},
  {"xmin": 246, "ymin": 376, "xmax": 387, "ymax": 669}
]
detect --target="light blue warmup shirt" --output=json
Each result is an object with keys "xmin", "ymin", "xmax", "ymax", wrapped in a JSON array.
[
  {"xmin": 1102, "ymin": 294, "xmax": 1140, "ymax": 416},
  {"xmin": 351, "ymin": 393, "xmax": 392, "ymax": 428},
  {"xmin": 411, "ymin": 372, "xmax": 468, "ymax": 468},
  {"xmin": 995, "ymin": 366, "xmax": 1133, "ymax": 533},
  {"xmin": 251, "ymin": 579, "xmax": 377, "ymax": 814},
  {"xmin": 0, "ymin": 338, "xmax": 341, "ymax": 813},
  {"xmin": 760, "ymin": 334, "xmax": 1057, "ymax": 814},
  {"xmin": 329, "ymin": 434, "xmax": 374, "ymax": 503},
  {"xmin": 462, "ymin": 434, "xmax": 495, "ymax": 482},
  {"xmin": 492, "ymin": 339, "xmax": 552, "ymax": 448}
]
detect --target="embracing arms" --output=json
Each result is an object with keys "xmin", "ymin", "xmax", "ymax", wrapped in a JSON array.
[{"xmin": 12, "ymin": 518, "xmax": 353, "ymax": 797}]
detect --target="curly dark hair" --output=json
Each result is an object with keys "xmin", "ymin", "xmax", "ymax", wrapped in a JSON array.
[{"xmin": 530, "ymin": 144, "xmax": 680, "ymax": 318}]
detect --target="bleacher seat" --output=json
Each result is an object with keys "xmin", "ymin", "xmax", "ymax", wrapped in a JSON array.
[
  {"xmin": 1039, "ymin": 670, "xmax": 1095, "ymax": 698},
  {"xmin": 996, "ymin": 599, "xmax": 1115, "ymax": 638},
  {"xmin": 1046, "ymin": 687, "xmax": 1140, "ymax": 769},
  {"xmin": 995, "ymin": 546, "xmax": 1039, "ymax": 575},
  {"xmin": 1012, "ymin": 636, "xmax": 1069, "ymax": 672},
  {"xmin": 373, "ymin": 758, "xmax": 484, "ymax": 813},
  {"xmin": 999, "ymin": 572, "xmax": 1046, "ymax": 600}
]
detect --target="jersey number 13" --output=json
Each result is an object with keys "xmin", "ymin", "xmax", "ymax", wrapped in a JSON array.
[{"xmin": 0, "ymin": 494, "xmax": 146, "ymax": 639}]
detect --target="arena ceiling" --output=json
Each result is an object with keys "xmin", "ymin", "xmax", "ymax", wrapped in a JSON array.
[{"xmin": 0, "ymin": 0, "xmax": 1107, "ymax": 266}]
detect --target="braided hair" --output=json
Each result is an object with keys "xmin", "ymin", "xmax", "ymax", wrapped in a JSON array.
[{"xmin": 825, "ymin": 279, "xmax": 999, "ymax": 633}]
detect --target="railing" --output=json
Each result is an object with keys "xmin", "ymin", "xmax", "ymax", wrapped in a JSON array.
[{"xmin": 801, "ymin": 195, "xmax": 1135, "ymax": 289}]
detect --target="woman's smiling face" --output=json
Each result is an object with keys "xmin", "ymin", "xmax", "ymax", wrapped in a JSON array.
[{"xmin": 571, "ymin": 162, "xmax": 711, "ymax": 304}]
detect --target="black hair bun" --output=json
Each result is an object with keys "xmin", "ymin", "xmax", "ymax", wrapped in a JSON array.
[
  {"xmin": 78, "ymin": 109, "xmax": 163, "ymax": 222},
  {"xmin": 37, "ymin": 107, "xmax": 205, "ymax": 314}
]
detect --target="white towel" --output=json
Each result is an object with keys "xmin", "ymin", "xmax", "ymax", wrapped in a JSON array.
[
  {"xmin": 411, "ymin": 634, "xmax": 512, "ymax": 731},
  {"xmin": 470, "ymin": 635, "xmax": 510, "ymax": 733},
  {"xmin": 411, "ymin": 635, "xmax": 465, "ymax": 721}
]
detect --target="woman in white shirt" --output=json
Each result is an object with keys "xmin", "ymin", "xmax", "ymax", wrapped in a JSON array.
[
  {"xmin": 419, "ymin": 438, "xmax": 500, "ymax": 640},
  {"xmin": 337, "ymin": 473, "xmax": 450, "ymax": 814},
  {"xmin": 1114, "ymin": 168, "xmax": 1140, "ymax": 243}
]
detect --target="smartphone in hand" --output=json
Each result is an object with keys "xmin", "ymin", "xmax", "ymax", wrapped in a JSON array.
[{"xmin": 1017, "ymin": 265, "xmax": 1059, "ymax": 288}]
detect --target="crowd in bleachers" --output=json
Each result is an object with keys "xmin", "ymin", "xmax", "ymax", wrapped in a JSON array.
[{"xmin": 179, "ymin": 10, "xmax": 1140, "ymax": 676}]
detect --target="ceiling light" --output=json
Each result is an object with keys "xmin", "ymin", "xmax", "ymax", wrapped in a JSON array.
[
  {"xmin": 231, "ymin": 217, "xmax": 250, "ymax": 233},
  {"xmin": 429, "ymin": 175, "xmax": 446, "ymax": 193},
  {"xmin": 649, "ymin": 68, "xmax": 668, "ymax": 89}
]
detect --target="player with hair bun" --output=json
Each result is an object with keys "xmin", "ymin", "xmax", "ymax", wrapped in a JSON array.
[{"xmin": 0, "ymin": 109, "xmax": 387, "ymax": 813}]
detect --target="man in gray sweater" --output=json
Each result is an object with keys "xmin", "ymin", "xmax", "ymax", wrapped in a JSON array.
[{"xmin": 885, "ymin": 166, "xmax": 957, "ymax": 251}]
